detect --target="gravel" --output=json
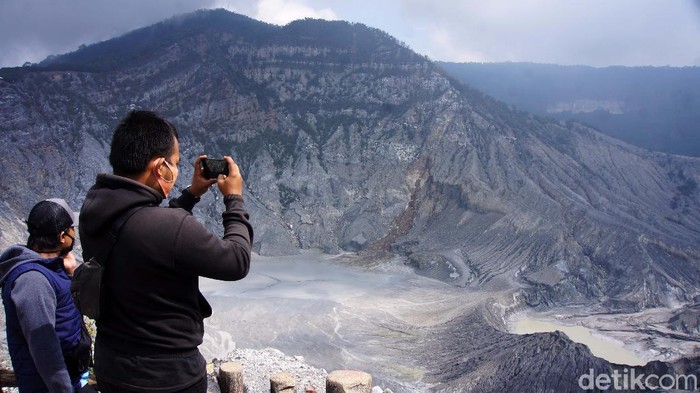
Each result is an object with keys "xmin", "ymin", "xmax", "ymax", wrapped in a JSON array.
[{"xmin": 207, "ymin": 347, "xmax": 328, "ymax": 393}]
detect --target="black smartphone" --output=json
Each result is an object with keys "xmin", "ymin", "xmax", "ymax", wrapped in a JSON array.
[{"xmin": 201, "ymin": 158, "xmax": 229, "ymax": 179}]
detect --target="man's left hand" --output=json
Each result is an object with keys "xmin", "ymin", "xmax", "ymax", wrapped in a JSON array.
[{"xmin": 189, "ymin": 155, "xmax": 217, "ymax": 197}]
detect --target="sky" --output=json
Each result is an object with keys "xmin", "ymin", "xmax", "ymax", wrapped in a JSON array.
[{"xmin": 1, "ymin": 0, "xmax": 700, "ymax": 68}]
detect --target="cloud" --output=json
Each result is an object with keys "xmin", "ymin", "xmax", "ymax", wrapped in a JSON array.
[
  {"xmin": 0, "ymin": 0, "xmax": 222, "ymax": 67},
  {"xmin": 0, "ymin": 0, "xmax": 698, "ymax": 68},
  {"xmin": 0, "ymin": 0, "xmax": 339, "ymax": 67},
  {"xmin": 254, "ymin": 0, "xmax": 337, "ymax": 25},
  {"xmin": 427, "ymin": 28, "xmax": 486, "ymax": 63},
  {"xmin": 397, "ymin": 0, "xmax": 700, "ymax": 66}
]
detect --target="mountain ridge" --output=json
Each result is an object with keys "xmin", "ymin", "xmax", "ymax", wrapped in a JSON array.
[
  {"xmin": 0, "ymin": 9, "xmax": 416, "ymax": 76},
  {"xmin": 438, "ymin": 61, "xmax": 700, "ymax": 157}
]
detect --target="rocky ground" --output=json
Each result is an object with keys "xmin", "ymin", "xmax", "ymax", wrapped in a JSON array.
[
  {"xmin": 205, "ymin": 347, "xmax": 391, "ymax": 393},
  {"xmin": 206, "ymin": 347, "xmax": 327, "ymax": 393},
  {"xmin": 1, "ymin": 343, "xmax": 388, "ymax": 393}
]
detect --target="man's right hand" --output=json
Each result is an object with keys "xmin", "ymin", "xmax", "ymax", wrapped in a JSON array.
[{"xmin": 218, "ymin": 156, "xmax": 243, "ymax": 196}]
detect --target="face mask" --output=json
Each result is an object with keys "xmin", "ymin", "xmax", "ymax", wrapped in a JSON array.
[
  {"xmin": 157, "ymin": 159, "xmax": 177, "ymax": 198},
  {"xmin": 58, "ymin": 233, "xmax": 75, "ymax": 257},
  {"xmin": 59, "ymin": 233, "xmax": 74, "ymax": 257}
]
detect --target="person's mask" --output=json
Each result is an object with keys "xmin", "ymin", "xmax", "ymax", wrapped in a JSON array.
[
  {"xmin": 59, "ymin": 232, "xmax": 74, "ymax": 257},
  {"xmin": 157, "ymin": 159, "xmax": 177, "ymax": 198}
]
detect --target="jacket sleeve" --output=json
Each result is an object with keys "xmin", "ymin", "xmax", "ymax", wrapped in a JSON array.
[
  {"xmin": 168, "ymin": 187, "xmax": 200, "ymax": 213},
  {"xmin": 11, "ymin": 271, "xmax": 74, "ymax": 393},
  {"xmin": 173, "ymin": 195, "xmax": 253, "ymax": 280}
]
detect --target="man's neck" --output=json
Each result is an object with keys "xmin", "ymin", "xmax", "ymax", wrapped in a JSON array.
[
  {"xmin": 116, "ymin": 171, "xmax": 163, "ymax": 196},
  {"xmin": 33, "ymin": 248, "xmax": 61, "ymax": 259}
]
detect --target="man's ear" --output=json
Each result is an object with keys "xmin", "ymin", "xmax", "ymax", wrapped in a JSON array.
[{"xmin": 150, "ymin": 157, "xmax": 164, "ymax": 178}]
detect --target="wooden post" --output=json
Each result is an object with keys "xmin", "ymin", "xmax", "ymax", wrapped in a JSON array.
[
  {"xmin": 217, "ymin": 362, "xmax": 244, "ymax": 393},
  {"xmin": 0, "ymin": 368, "xmax": 17, "ymax": 387},
  {"xmin": 326, "ymin": 370, "xmax": 372, "ymax": 393},
  {"xmin": 270, "ymin": 371, "xmax": 296, "ymax": 393}
]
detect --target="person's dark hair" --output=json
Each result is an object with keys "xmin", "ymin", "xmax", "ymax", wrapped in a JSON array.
[
  {"xmin": 27, "ymin": 233, "xmax": 61, "ymax": 251},
  {"xmin": 109, "ymin": 110, "xmax": 179, "ymax": 176}
]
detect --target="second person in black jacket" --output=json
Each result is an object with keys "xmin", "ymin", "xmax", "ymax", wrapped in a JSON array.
[{"xmin": 79, "ymin": 110, "xmax": 253, "ymax": 393}]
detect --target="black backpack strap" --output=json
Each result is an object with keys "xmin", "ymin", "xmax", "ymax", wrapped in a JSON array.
[
  {"xmin": 93, "ymin": 205, "xmax": 147, "ymax": 264},
  {"xmin": 72, "ymin": 204, "xmax": 150, "ymax": 320}
]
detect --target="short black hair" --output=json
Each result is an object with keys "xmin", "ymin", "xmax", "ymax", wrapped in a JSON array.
[
  {"xmin": 109, "ymin": 110, "xmax": 179, "ymax": 176},
  {"xmin": 27, "ymin": 233, "xmax": 62, "ymax": 251}
]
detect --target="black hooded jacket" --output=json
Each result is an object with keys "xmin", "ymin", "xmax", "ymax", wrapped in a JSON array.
[{"xmin": 79, "ymin": 174, "xmax": 253, "ymax": 390}]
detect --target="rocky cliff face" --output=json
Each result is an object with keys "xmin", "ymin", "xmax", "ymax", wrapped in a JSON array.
[
  {"xmin": 2, "ymin": 9, "xmax": 700, "ymax": 391},
  {"xmin": 1, "ymin": 10, "xmax": 699, "ymax": 312}
]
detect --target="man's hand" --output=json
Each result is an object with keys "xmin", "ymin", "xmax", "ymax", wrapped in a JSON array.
[
  {"xmin": 63, "ymin": 252, "xmax": 78, "ymax": 276},
  {"xmin": 189, "ymin": 155, "xmax": 217, "ymax": 197},
  {"xmin": 218, "ymin": 156, "xmax": 243, "ymax": 196}
]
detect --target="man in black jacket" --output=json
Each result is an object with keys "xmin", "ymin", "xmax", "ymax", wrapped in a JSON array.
[{"xmin": 79, "ymin": 110, "xmax": 253, "ymax": 392}]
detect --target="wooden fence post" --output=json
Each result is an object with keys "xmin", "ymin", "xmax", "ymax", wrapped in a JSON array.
[
  {"xmin": 217, "ymin": 362, "xmax": 244, "ymax": 393},
  {"xmin": 326, "ymin": 370, "xmax": 372, "ymax": 393},
  {"xmin": 270, "ymin": 371, "xmax": 296, "ymax": 393}
]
